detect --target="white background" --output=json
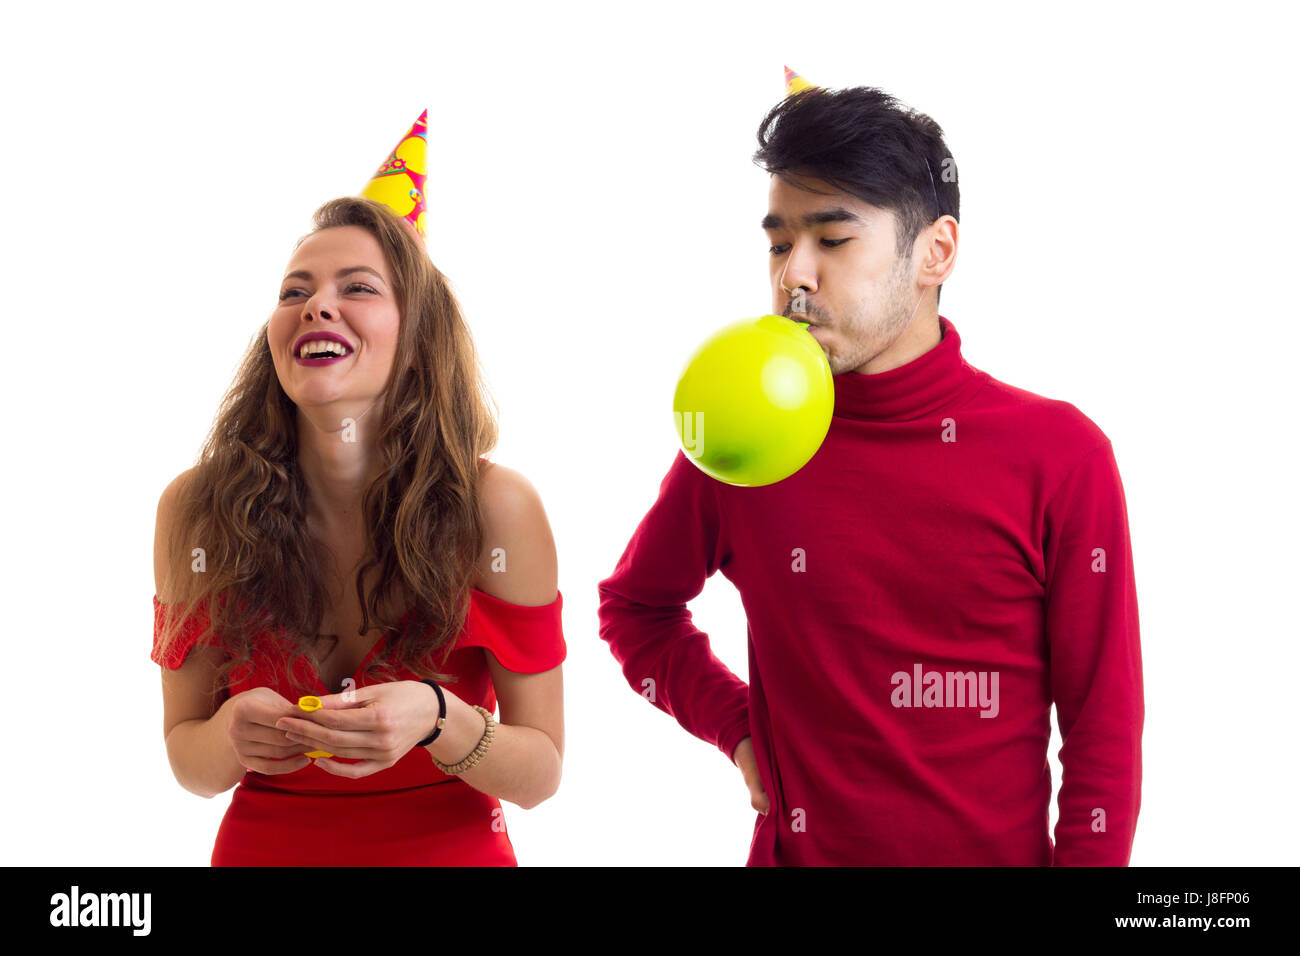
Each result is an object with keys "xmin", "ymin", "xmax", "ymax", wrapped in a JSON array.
[{"xmin": 1, "ymin": 0, "xmax": 1295, "ymax": 867}]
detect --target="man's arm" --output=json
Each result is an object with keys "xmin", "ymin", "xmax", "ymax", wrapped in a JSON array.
[
  {"xmin": 1044, "ymin": 440, "xmax": 1144, "ymax": 865},
  {"xmin": 597, "ymin": 450, "xmax": 751, "ymax": 761}
]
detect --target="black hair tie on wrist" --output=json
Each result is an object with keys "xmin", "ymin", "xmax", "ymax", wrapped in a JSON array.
[{"xmin": 416, "ymin": 679, "xmax": 447, "ymax": 746}]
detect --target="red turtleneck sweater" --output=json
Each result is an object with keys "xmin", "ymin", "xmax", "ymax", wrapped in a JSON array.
[{"xmin": 598, "ymin": 316, "xmax": 1143, "ymax": 865}]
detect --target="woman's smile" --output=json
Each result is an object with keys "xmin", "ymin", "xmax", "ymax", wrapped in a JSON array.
[{"xmin": 294, "ymin": 350, "xmax": 355, "ymax": 367}]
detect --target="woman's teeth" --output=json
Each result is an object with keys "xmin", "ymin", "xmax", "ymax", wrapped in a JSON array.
[{"xmin": 298, "ymin": 341, "xmax": 352, "ymax": 358}]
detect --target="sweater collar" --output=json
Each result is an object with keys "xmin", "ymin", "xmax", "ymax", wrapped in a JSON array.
[{"xmin": 831, "ymin": 315, "xmax": 983, "ymax": 423}]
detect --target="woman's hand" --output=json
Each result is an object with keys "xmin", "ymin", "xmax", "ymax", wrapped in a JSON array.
[
  {"xmin": 274, "ymin": 681, "xmax": 441, "ymax": 778},
  {"xmin": 226, "ymin": 687, "xmax": 314, "ymax": 775}
]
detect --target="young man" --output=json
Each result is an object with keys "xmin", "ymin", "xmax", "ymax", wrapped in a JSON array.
[{"xmin": 597, "ymin": 85, "xmax": 1143, "ymax": 865}]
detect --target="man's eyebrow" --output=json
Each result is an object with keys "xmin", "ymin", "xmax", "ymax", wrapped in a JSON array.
[
  {"xmin": 761, "ymin": 207, "xmax": 868, "ymax": 230},
  {"xmin": 281, "ymin": 266, "xmax": 387, "ymax": 283}
]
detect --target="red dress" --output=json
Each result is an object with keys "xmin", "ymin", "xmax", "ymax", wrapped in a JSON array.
[{"xmin": 152, "ymin": 587, "xmax": 566, "ymax": 866}]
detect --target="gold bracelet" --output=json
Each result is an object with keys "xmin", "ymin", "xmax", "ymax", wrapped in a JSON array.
[{"xmin": 431, "ymin": 704, "xmax": 496, "ymax": 775}]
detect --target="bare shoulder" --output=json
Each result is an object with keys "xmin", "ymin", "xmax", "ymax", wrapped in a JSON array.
[
  {"xmin": 154, "ymin": 466, "xmax": 198, "ymax": 603},
  {"xmin": 154, "ymin": 465, "xmax": 228, "ymax": 735},
  {"xmin": 474, "ymin": 461, "xmax": 558, "ymax": 605},
  {"xmin": 478, "ymin": 460, "xmax": 543, "ymax": 518}
]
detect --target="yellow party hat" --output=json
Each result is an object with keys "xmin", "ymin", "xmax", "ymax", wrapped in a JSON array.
[
  {"xmin": 783, "ymin": 66, "xmax": 818, "ymax": 97},
  {"xmin": 360, "ymin": 109, "xmax": 428, "ymax": 243}
]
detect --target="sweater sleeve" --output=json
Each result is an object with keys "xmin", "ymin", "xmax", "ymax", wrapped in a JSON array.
[
  {"xmin": 1043, "ymin": 440, "xmax": 1144, "ymax": 865},
  {"xmin": 597, "ymin": 450, "xmax": 751, "ymax": 762},
  {"xmin": 457, "ymin": 588, "xmax": 567, "ymax": 673}
]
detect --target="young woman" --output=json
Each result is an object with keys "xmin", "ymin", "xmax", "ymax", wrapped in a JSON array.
[{"xmin": 152, "ymin": 196, "xmax": 565, "ymax": 866}]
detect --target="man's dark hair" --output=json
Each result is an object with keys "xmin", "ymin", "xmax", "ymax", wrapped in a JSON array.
[{"xmin": 754, "ymin": 86, "xmax": 959, "ymax": 304}]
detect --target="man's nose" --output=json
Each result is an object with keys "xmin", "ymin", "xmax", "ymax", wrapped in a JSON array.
[{"xmin": 778, "ymin": 245, "xmax": 817, "ymax": 310}]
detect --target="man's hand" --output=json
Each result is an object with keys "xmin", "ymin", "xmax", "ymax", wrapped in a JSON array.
[{"xmin": 733, "ymin": 736, "xmax": 769, "ymax": 815}]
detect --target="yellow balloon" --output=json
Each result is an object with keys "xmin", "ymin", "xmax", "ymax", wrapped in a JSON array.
[
  {"xmin": 297, "ymin": 695, "xmax": 332, "ymax": 759},
  {"xmin": 673, "ymin": 315, "xmax": 833, "ymax": 487}
]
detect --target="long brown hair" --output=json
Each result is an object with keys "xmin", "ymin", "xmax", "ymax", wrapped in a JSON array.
[{"xmin": 155, "ymin": 196, "xmax": 500, "ymax": 698}]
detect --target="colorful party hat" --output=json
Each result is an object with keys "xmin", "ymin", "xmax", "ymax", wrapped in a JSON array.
[
  {"xmin": 783, "ymin": 66, "xmax": 817, "ymax": 97},
  {"xmin": 360, "ymin": 109, "xmax": 428, "ymax": 243}
]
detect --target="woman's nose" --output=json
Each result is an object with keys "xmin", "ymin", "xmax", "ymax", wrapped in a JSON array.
[{"xmin": 302, "ymin": 293, "xmax": 336, "ymax": 321}]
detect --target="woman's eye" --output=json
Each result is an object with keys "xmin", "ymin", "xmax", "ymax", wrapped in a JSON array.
[
  {"xmin": 278, "ymin": 283, "xmax": 375, "ymax": 301},
  {"xmin": 769, "ymin": 244, "xmax": 791, "ymax": 256},
  {"xmin": 821, "ymin": 238, "xmax": 851, "ymax": 247}
]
